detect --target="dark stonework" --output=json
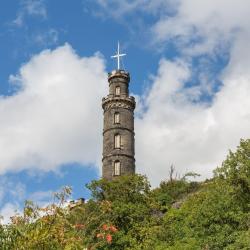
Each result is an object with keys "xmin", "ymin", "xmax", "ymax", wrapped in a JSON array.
[{"xmin": 102, "ymin": 70, "xmax": 136, "ymax": 180}]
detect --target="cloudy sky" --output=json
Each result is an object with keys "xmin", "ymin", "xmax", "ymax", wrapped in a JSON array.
[{"xmin": 0, "ymin": 0, "xmax": 250, "ymax": 222}]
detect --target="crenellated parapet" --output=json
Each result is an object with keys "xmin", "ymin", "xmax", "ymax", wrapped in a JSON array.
[{"xmin": 102, "ymin": 96, "xmax": 135, "ymax": 112}]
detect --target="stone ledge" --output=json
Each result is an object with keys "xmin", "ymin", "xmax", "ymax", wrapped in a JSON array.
[
  {"xmin": 102, "ymin": 153, "xmax": 135, "ymax": 161},
  {"xmin": 103, "ymin": 127, "xmax": 135, "ymax": 135},
  {"xmin": 102, "ymin": 96, "xmax": 135, "ymax": 111}
]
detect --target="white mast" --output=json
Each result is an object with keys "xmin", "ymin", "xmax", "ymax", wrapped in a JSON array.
[{"xmin": 111, "ymin": 41, "xmax": 126, "ymax": 70}]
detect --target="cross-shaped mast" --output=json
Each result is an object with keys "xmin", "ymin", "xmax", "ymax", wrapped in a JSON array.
[{"xmin": 111, "ymin": 42, "xmax": 126, "ymax": 70}]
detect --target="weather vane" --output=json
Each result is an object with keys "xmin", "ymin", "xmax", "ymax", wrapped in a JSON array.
[{"xmin": 111, "ymin": 41, "xmax": 126, "ymax": 70}]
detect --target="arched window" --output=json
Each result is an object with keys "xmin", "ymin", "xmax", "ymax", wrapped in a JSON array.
[
  {"xmin": 115, "ymin": 86, "xmax": 121, "ymax": 96},
  {"xmin": 114, "ymin": 134, "xmax": 121, "ymax": 149},
  {"xmin": 114, "ymin": 161, "xmax": 121, "ymax": 176},
  {"xmin": 114, "ymin": 112, "xmax": 120, "ymax": 124}
]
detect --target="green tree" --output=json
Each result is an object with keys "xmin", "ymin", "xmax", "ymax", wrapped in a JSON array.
[
  {"xmin": 0, "ymin": 187, "xmax": 87, "ymax": 250},
  {"xmin": 215, "ymin": 139, "xmax": 250, "ymax": 210},
  {"xmin": 157, "ymin": 139, "xmax": 250, "ymax": 249},
  {"xmin": 1, "ymin": 139, "xmax": 250, "ymax": 250},
  {"xmin": 74, "ymin": 174, "xmax": 160, "ymax": 250}
]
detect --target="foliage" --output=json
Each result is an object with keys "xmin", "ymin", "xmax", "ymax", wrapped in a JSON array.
[
  {"xmin": 0, "ymin": 139, "xmax": 250, "ymax": 249},
  {"xmin": 215, "ymin": 139, "xmax": 250, "ymax": 210},
  {"xmin": 0, "ymin": 186, "xmax": 86, "ymax": 249},
  {"xmin": 157, "ymin": 139, "xmax": 250, "ymax": 249},
  {"xmin": 151, "ymin": 175, "xmax": 200, "ymax": 213},
  {"xmin": 73, "ymin": 175, "xmax": 159, "ymax": 249}
]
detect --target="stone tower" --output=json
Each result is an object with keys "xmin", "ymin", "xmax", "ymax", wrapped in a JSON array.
[{"xmin": 102, "ymin": 68, "xmax": 136, "ymax": 180}]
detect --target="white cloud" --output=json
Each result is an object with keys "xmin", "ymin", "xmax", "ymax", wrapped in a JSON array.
[
  {"xmin": 0, "ymin": 176, "xmax": 65, "ymax": 223},
  {"xmin": 0, "ymin": 44, "xmax": 106, "ymax": 174},
  {"xmin": 24, "ymin": 0, "xmax": 47, "ymax": 18},
  {"xmin": 151, "ymin": 0, "xmax": 250, "ymax": 56},
  {"xmin": 13, "ymin": 0, "xmax": 47, "ymax": 27},
  {"xmin": 93, "ymin": 0, "xmax": 250, "ymax": 185},
  {"xmin": 92, "ymin": 0, "xmax": 175, "ymax": 19},
  {"xmin": 137, "ymin": 0, "xmax": 250, "ymax": 186},
  {"xmin": 0, "ymin": 189, "xmax": 55, "ymax": 224},
  {"xmin": 94, "ymin": 0, "xmax": 250, "ymax": 56},
  {"xmin": 135, "ymin": 47, "xmax": 250, "ymax": 186},
  {"xmin": 28, "ymin": 190, "xmax": 55, "ymax": 209},
  {"xmin": 33, "ymin": 28, "xmax": 59, "ymax": 46},
  {"xmin": 0, "ymin": 177, "xmax": 26, "ymax": 205},
  {"xmin": 0, "ymin": 177, "xmax": 26, "ymax": 224},
  {"xmin": 1, "ymin": 1, "xmax": 250, "ymax": 189},
  {"xmin": 0, "ymin": 203, "xmax": 21, "ymax": 224}
]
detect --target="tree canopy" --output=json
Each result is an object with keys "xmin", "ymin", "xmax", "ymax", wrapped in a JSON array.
[{"xmin": 1, "ymin": 139, "xmax": 250, "ymax": 249}]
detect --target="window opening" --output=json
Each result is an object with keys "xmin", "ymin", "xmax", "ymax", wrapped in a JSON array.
[
  {"xmin": 114, "ymin": 134, "xmax": 121, "ymax": 148},
  {"xmin": 114, "ymin": 112, "xmax": 120, "ymax": 124},
  {"xmin": 114, "ymin": 161, "xmax": 121, "ymax": 176},
  {"xmin": 115, "ymin": 86, "xmax": 121, "ymax": 96}
]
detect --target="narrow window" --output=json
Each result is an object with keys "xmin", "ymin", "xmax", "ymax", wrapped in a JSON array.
[
  {"xmin": 114, "ymin": 161, "xmax": 121, "ymax": 176},
  {"xmin": 114, "ymin": 134, "xmax": 121, "ymax": 149},
  {"xmin": 115, "ymin": 86, "xmax": 121, "ymax": 96},
  {"xmin": 114, "ymin": 112, "xmax": 120, "ymax": 124}
]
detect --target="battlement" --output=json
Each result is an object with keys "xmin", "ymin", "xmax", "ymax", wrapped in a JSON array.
[{"xmin": 108, "ymin": 70, "xmax": 130, "ymax": 82}]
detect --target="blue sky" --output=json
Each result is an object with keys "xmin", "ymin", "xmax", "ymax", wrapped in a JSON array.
[
  {"xmin": 0, "ymin": 0, "xmax": 250, "ymax": 222},
  {"xmin": 0, "ymin": 1, "xmax": 161, "ymax": 96}
]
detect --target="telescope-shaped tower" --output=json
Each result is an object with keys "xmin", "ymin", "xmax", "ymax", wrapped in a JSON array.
[{"xmin": 102, "ymin": 43, "xmax": 136, "ymax": 180}]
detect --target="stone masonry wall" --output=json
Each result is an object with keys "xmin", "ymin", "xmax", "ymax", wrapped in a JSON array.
[{"xmin": 102, "ymin": 70, "xmax": 136, "ymax": 180}]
